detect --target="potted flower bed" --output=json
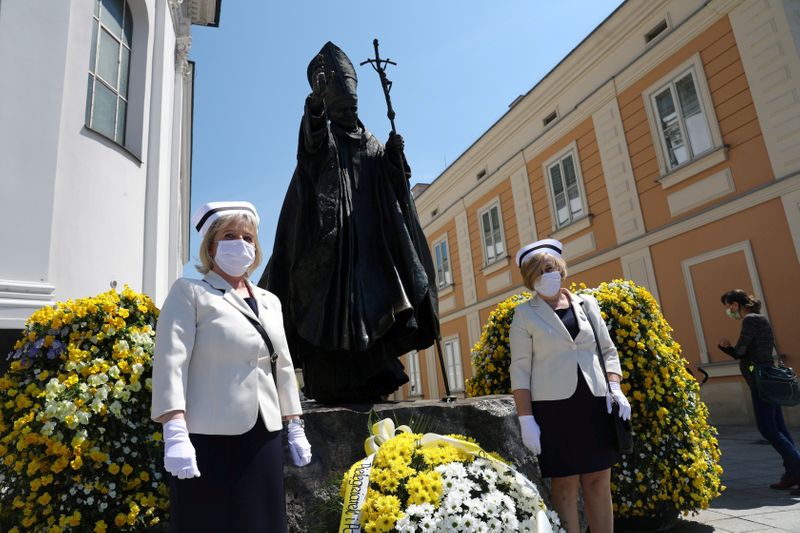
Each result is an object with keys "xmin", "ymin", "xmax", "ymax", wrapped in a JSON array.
[{"xmin": 0, "ymin": 287, "xmax": 168, "ymax": 532}]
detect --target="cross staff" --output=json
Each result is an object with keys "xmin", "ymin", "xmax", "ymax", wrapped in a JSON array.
[
  {"xmin": 361, "ymin": 39, "xmax": 455, "ymax": 402},
  {"xmin": 360, "ymin": 38, "xmax": 398, "ymax": 134}
]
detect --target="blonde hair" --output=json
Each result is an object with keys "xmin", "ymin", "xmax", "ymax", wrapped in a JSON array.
[
  {"xmin": 195, "ymin": 213, "xmax": 263, "ymax": 277},
  {"xmin": 520, "ymin": 253, "xmax": 567, "ymax": 291}
]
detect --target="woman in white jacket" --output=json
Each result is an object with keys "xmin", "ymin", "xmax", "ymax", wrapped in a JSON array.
[
  {"xmin": 509, "ymin": 239, "xmax": 630, "ymax": 533},
  {"xmin": 151, "ymin": 201, "xmax": 311, "ymax": 533}
]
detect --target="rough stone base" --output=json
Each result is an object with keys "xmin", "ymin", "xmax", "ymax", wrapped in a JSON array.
[{"xmin": 282, "ymin": 395, "xmax": 552, "ymax": 533}]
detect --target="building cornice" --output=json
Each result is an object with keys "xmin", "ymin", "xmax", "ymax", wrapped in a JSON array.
[
  {"xmin": 189, "ymin": 0, "xmax": 221, "ymax": 27},
  {"xmin": 416, "ymin": 0, "xmax": 744, "ymax": 226}
]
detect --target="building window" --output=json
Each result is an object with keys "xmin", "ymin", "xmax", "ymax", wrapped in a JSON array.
[
  {"xmin": 86, "ymin": 0, "xmax": 133, "ymax": 145},
  {"xmin": 407, "ymin": 351, "xmax": 422, "ymax": 396},
  {"xmin": 650, "ymin": 68, "xmax": 714, "ymax": 170},
  {"xmin": 479, "ymin": 203, "xmax": 505, "ymax": 265},
  {"xmin": 547, "ymin": 150, "xmax": 586, "ymax": 228},
  {"xmin": 443, "ymin": 338, "xmax": 464, "ymax": 392},
  {"xmin": 433, "ymin": 238, "xmax": 453, "ymax": 289}
]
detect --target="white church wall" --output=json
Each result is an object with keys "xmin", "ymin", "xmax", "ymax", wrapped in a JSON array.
[
  {"xmin": 0, "ymin": 1, "xmax": 71, "ymax": 285},
  {"xmin": 48, "ymin": 0, "xmax": 156, "ymax": 302},
  {"xmin": 0, "ymin": 1, "xmax": 72, "ymax": 326},
  {"xmin": 142, "ymin": 0, "xmax": 178, "ymax": 305},
  {"xmin": 0, "ymin": 0, "xmax": 191, "ymax": 329}
]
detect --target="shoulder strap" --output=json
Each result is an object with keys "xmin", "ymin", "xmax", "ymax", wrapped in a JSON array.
[
  {"xmin": 202, "ymin": 280, "xmax": 278, "ymax": 374},
  {"xmin": 579, "ymin": 297, "xmax": 611, "ymax": 388}
]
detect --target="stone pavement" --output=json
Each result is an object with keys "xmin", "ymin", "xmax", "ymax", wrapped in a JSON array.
[{"xmin": 668, "ymin": 425, "xmax": 800, "ymax": 532}]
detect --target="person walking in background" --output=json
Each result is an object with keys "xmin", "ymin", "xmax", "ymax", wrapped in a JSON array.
[
  {"xmin": 510, "ymin": 239, "xmax": 630, "ymax": 533},
  {"xmin": 151, "ymin": 201, "xmax": 312, "ymax": 533},
  {"xmin": 719, "ymin": 289, "xmax": 800, "ymax": 493}
]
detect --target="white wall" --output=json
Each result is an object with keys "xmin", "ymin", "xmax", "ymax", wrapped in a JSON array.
[
  {"xmin": 0, "ymin": 1, "xmax": 73, "ymax": 326},
  {"xmin": 0, "ymin": 1, "xmax": 71, "ymax": 284},
  {"xmin": 48, "ymin": 0, "xmax": 155, "ymax": 302},
  {"xmin": 142, "ymin": 0, "xmax": 177, "ymax": 305},
  {"xmin": 0, "ymin": 0, "xmax": 190, "ymax": 327}
]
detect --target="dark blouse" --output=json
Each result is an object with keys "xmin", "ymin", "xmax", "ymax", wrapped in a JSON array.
[
  {"xmin": 555, "ymin": 306, "xmax": 580, "ymax": 340},
  {"xmin": 243, "ymin": 296, "xmax": 259, "ymax": 317},
  {"xmin": 718, "ymin": 313, "xmax": 775, "ymax": 385}
]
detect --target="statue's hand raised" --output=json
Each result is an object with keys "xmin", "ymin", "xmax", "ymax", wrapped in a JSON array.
[{"xmin": 308, "ymin": 54, "xmax": 327, "ymax": 112}]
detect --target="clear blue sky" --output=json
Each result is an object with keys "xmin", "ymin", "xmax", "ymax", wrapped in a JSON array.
[{"xmin": 185, "ymin": 0, "xmax": 625, "ymax": 280}]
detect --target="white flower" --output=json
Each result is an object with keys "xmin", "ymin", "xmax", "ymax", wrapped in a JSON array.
[
  {"xmin": 394, "ymin": 514, "xmax": 415, "ymax": 532},
  {"xmin": 436, "ymin": 461, "xmax": 467, "ymax": 479},
  {"xmin": 90, "ymin": 398, "xmax": 105, "ymax": 414},
  {"xmin": 109, "ymin": 401, "xmax": 122, "ymax": 418},
  {"xmin": 419, "ymin": 516, "xmax": 436, "ymax": 531},
  {"xmin": 406, "ymin": 503, "xmax": 434, "ymax": 518},
  {"xmin": 485, "ymin": 517, "xmax": 502, "ymax": 531},
  {"xmin": 75, "ymin": 410, "xmax": 91, "ymax": 425},
  {"xmin": 468, "ymin": 497, "xmax": 487, "ymax": 517},
  {"xmin": 441, "ymin": 513, "xmax": 463, "ymax": 531},
  {"xmin": 443, "ymin": 490, "xmax": 464, "ymax": 509},
  {"xmin": 500, "ymin": 509, "xmax": 519, "ymax": 530},
  {"xmin": 461, "ymin": 512, "xmax": 479, "ymax": 530}
]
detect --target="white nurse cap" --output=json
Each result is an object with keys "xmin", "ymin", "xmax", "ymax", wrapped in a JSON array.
[
  {"xmin": 191, "ymin": 201, "xmax": 260, "ymax": 237},
  {"xmin": 515, "ymin": 238, "xmax": 563, "ymax": 267}
]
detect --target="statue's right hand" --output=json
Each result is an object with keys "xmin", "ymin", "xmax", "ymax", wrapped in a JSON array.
[{"xmin": 310, "ymin": 54, "xmax": 327, "ymax": 98}]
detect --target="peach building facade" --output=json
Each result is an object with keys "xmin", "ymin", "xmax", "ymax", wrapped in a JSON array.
[{"xmin": 395, "ymin": 0, "xmax": 800, "ymax": 425}]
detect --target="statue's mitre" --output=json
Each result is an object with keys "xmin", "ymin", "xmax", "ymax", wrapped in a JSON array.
[{"xmin": 307, "ymin": 41, "xmax": 357, "ymax": 100}]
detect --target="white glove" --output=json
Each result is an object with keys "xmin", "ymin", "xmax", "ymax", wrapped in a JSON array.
[
  {"xmin": 287, "ymin": 421, "xmax": 312, "ymax": 467},
  {"xmin": 518, "ymin": 415, "xmax": 541, "ymax": 455},
  {"xmin": 607, "ymin": 381, "xmax": 632, "ymax": 421},
  {"xmin": 163, "ymin": 419, "xmax": 201, "ymax": 479}
]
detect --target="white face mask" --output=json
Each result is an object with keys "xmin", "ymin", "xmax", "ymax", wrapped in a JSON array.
[
  {"xmin": 214, "ymin": 239, "xmax": 256, "ymax": 277},
  {"xmin": 534, "ymin": 271, "xmax": 562, "ymax": 297}
]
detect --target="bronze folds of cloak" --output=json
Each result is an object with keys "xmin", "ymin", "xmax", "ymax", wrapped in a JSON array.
[{"xmin": 258, "ymin": 42, "xmax": 439, "ymax": 403}]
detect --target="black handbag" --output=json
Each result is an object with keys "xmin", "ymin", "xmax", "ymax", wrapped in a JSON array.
[
  {"xmin": 580, "ymin": 299, "xmax": 634, "ymax": 455},
  {"xmin": 754, "ymin": 362, "xmax": 800, "ymax": 407}
]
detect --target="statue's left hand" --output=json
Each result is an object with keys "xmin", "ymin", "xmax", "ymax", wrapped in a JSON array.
[{"xmin": 386, "ymin": 133, "xmax": 405, "ymax": 164}]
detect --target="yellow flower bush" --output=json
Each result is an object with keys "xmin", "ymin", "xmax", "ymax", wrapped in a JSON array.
[
  {"xmin": 0, "ymin": 287, "xmax": 168, "ymax": 531},
  {"xmin": 465, "ymin": 292, "xmax": 531, "ymax": 397},
  {"xmin": 466, "ymin": 280, "xmax": 723, "ymax": 518}
]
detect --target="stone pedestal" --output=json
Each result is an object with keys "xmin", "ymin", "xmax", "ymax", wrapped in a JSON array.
[{"xmin": 283, "ymin": 395, "xmax": 551, "ymax": 532}]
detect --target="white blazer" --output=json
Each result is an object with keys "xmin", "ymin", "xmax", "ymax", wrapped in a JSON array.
[
  {"xmin": 509, "ymin": 291, "xmax": 622, "ymax": 401},
  {"xmin": 151, "ymin": 271, "xmax": 303, "ymax": 434}
]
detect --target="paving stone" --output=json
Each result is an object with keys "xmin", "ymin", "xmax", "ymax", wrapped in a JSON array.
[{"xmin": 687, "ymin": 425, "xmax": 800, "ymax": 531}]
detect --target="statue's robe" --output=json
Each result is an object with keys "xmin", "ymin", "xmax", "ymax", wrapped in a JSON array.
[{"xmin": 259, "ymin": 103, "xmax": 439, "ymax": 403}]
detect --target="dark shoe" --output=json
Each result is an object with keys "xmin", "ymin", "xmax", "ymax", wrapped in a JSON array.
[
  {"xmin": 771, "ymin": 474, "xmax": 800, "ymax": 490},
  {"xmin": 791, "ymin": 487, "xmax": 800, "ymax": 496}
]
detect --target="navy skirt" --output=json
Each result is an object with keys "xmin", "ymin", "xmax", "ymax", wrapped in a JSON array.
[
  {"xmin": 532, "ymin": 368, "xmax": 620, "ymax": 478},
  {"xmin": 169, "ymin": 417, "xmax": 287, "ymax": 533}
]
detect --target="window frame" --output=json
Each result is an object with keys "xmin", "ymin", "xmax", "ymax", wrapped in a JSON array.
[
  {"xmin": 643, "ymin": 53, "xmax": 723, "ymax": 183},
  {"xmin": 542, "ymin": 141, "xmax": 589, "ymax": 231},
  {"xmin": 86, "ymin": 0, "xmax": 133, "ymax": 147},
  {"xmin": 477, "ymin": 199, "xmax": 507, "ymax": 267},
  {"xmin": 407, "ymin": 351, "xmax": 423, "ymax": 397},
  {"xmin": 432, "ymin": 235, "xmax": 453, "ymax": 290},
  {"xmin": 443, "ymin": 337, "xmax": 464, "ymax": 393}
]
